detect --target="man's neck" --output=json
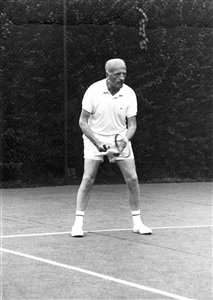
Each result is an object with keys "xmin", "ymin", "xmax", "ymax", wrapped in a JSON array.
[{"xmin": 106, "ymin": 80, "xmax": 120, "ymax": 96}]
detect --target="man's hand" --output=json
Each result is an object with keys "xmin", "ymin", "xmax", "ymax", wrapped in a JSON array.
[
  {"xmin": 96, "ymin": 143, "xmax": 109, "ymax": 152},
  {"xmin": 116, "ymin": 140, "xmax": 127, "ymax": 153}
]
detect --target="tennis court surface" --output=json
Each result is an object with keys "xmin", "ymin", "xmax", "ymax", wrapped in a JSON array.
[{"xmin": 1, "ymin": 182, "xmax": 212, "ymax": 300}]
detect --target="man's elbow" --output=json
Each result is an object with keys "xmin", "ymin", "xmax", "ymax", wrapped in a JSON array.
[
  {"xmin": 129, "ymin": 123, "xmax": 137, "ymax": 132},
  {"xmin": 79, "ymin": 118, "xmax": 86, "ymax": 131},
  {"xmin": 79, "ymin": 118, "xmax": 83, "ymax": 129}
]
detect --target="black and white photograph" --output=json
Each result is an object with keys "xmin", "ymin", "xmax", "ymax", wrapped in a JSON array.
[{"xmin": 1, "ymin": 1, "xmax": 212, "ymax": 299}]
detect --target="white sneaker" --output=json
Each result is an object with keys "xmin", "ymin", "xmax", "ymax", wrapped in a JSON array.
[
  {"xmin": 133, "ymin": 222, "xmax": 152, "ymax": 235},
  {"xmin": 71, "ymin": 225, "xmax": 84, "ymax": 237}
]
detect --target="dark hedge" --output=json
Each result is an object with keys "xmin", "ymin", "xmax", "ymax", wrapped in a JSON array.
[{"xmin": 1, "ymin": 0, "xmax": 213, "ymax": 187}]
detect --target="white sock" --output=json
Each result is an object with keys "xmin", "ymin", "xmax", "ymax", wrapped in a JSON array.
[
  {"xmin": 131, "ymin": 210, "xmax": 141, "ymax": 225},
  {"xmin": 74, "ymin": 210, "xmax": 84, "ymax": 227}
]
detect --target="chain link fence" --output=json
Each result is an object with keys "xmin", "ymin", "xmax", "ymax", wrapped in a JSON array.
[{"xmin": 1, "ymin": 0, "xmax": 213, "ymax": 187}]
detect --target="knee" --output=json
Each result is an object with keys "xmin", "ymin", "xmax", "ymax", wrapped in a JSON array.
[
  {"xmin": 82, "ymin": 173, "xmax": 96, "ymax": 188},
  {"xmin": 125, "ymin": 173, "xmax": 138, "ymax": 187}
]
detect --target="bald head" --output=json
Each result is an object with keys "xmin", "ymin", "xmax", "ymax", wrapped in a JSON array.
[
  {"xmin": 105, "ymin": 58, "xmax": 126, "ymax": 74},
  {"xmin": 105, "ymin": 58, "xmax": 127, "ymax": 94}
]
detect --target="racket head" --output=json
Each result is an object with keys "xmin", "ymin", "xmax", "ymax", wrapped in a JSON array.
[{"xmin": 114, "ymin": 134, "xmax": 131, "ymax": 158}]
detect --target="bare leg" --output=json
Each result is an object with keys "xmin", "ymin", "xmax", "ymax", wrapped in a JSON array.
[
  {"xmin": 76, "ymin": 158, "xmax": 101, "ymax": 211},
  {"xmin": 117, "ymin": 159, "xmax": 140, "ymax": 211},
  {"xmin": 71, "ymin": 158, "xmax": 101, "ymax": 237},
  {"xmin": 117, "ymin": 159, "xmax": 152, "ymax": 235}
]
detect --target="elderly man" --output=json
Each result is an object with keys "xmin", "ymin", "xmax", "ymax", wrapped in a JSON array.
[{"xmin": 71, "ymin": 58, "xmax": 152, "ymax": 237}]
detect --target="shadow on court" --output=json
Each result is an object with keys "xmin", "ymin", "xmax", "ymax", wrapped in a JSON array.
[{"xmin": 1, "ymin": 182, "xmax": 212, "ymax": 300}]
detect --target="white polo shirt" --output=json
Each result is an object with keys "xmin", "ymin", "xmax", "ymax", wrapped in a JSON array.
[{"xmin": 82, "ymin": 79, "xmax": 137, "ymax": 135}]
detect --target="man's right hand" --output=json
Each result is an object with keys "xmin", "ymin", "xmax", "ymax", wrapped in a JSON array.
[{"xmin": 97, "ymin": 143, "xmax": 109, "ymax": 152}]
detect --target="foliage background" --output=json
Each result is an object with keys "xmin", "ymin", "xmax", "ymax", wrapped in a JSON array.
[{"xmin": 1, "ymin": 0, "xmax": 213, "ymax": 187}]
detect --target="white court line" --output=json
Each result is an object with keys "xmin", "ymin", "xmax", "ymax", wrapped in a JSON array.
[
  {"xmin": 0, "ymin": 247, "xmax": 196, "ymax": 300},
  {"xmin": 0, "ymin": 224, "xmax": 212, "ymax": 238},
  {"xmin": 88, "ymin": 224, "xmax": 213, "ymax": 233},
  {"xmin": 0, "ymin": 231, "xmax": 71, "ymax": 238}
]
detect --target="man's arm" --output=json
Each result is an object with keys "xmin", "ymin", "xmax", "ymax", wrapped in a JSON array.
[
  {"xmin": 126, "ymin": 116, "xmax": 137, "ymax": 141},
  {"xmin": 117, "ymin": 116, "xmax": 137, "ymax": 153},
  {"xmin": 79, "ymin": 109, "xmax": 107, "ymax": 152}
]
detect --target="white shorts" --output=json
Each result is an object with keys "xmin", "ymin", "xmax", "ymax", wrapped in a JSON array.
[{"xmin": 83, "ymin": 133, "xmax": 134, "ymax": 163}]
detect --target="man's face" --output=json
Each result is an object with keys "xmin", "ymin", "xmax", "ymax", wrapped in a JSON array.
[{"xmin": 107, "ymin": 66, "xmax": 127, "ymax": 90}]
